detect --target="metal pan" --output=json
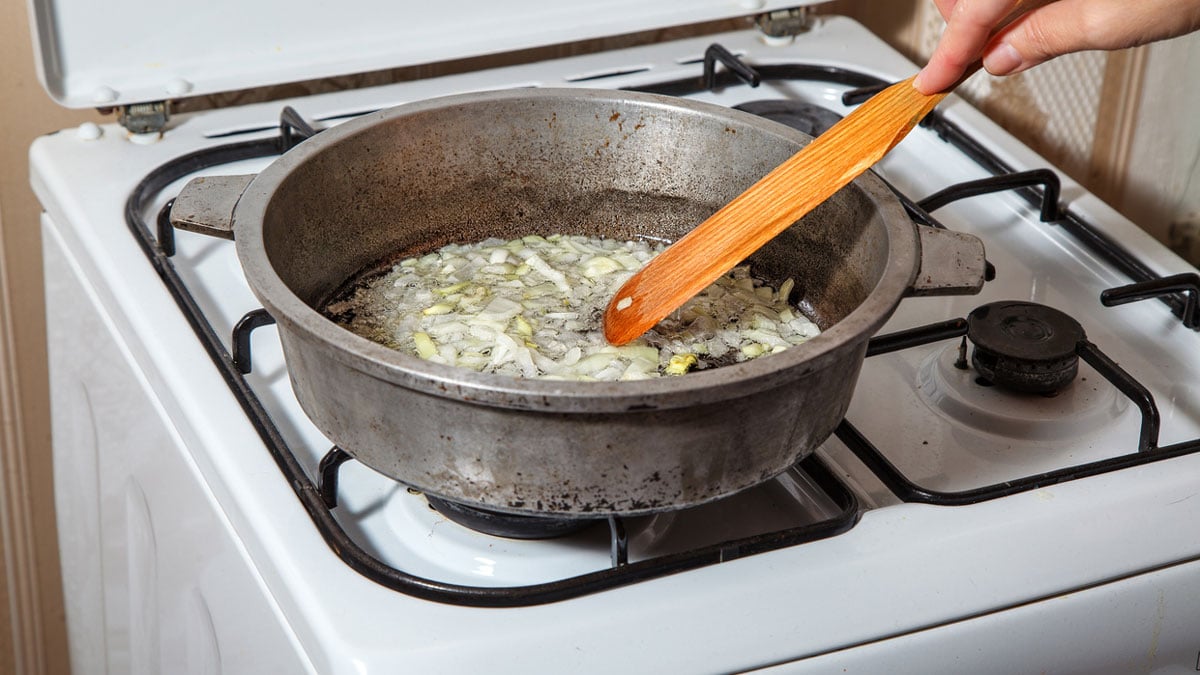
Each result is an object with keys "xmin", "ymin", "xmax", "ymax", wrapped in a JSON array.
[{"xmin": 171, "ymin": 88, "xmax": 984, "ymax": 516}]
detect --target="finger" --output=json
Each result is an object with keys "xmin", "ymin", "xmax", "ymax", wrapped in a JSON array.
[
  {"xmin": 915, "ymin": 0, "xmax": 1038, "ymax": 93},
  {"xmin": 983, "ymin": 0, "xmax": 1200, "ymax": 75}
]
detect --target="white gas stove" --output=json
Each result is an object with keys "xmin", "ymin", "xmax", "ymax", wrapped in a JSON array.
[{"xmin": 29, "ymin": 5, "xmax": 1200, "ymax": 674}]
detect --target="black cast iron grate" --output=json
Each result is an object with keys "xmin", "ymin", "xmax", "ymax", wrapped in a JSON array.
[{"xmin": 124, "ymin": 50, "xmax": 1200, "ymax": 606}]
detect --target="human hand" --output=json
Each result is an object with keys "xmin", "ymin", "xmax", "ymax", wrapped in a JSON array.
[{"xmin": 914, "ymin": 0, "xmax": 1200, "ymax": 95}]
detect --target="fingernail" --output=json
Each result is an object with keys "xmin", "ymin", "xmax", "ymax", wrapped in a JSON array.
[
  {"xmin": 983, "ymin": 42, "xmax": 1024, "ymax": 76},
  {"xmin": 913, "ymin": 69, "xmax": 930, "ymax": 93}
]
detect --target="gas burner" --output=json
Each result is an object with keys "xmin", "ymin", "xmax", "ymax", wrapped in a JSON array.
[
  {"xmin": 733, "ymin": 100, "xmax": 844, "ymax": 136},
  {"xmin": 916, "ymin": 337, "xmax": 1126, "ymax": 446},
  {"xmin": 426, "ymin": 495, "xmax": 599, "ymax": 540},
  {"xmin": 967, "ymin": 301, "xmax": 1086, "ymax": 394}
]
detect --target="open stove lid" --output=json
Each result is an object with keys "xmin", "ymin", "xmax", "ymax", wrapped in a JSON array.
[{"xmin": 27, "ymin": 0, "xmax": 816, "ymax": 109}]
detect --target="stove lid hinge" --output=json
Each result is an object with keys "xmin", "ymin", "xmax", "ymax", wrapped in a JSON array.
[
  {"xmin": 754, "ymin": 6, "xmax": 814, "ymax": 39},
  {"xmin": 117, "ymin": 101, "xmax": 171, "ymax": 135}
]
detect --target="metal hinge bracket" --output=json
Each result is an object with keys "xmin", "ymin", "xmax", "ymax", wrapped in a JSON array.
[
  {"xmin": 755, "ymin": 6, "xmax": 814, "ymax": 38},
  {"xmin": 117, "ymin": 101, "xmax": 171, "ymax": 135}
]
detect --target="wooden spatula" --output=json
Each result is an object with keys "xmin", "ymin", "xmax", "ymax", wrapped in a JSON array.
[
  {"xmin": 603, "ymin": 75, "xmax": 947, "ymax": 345},
  {"xmin": 603, "ymin": 0, "xmax": 1044, "ymax": 345}
]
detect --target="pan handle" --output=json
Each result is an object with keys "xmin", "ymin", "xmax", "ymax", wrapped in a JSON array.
[
  {"xmin": 168, "ymin": 174, "xmax": 255, "ymax": 240},
  {"xmin": 905, "ymin": 225, "xmax": 986, "ymax": 297}
]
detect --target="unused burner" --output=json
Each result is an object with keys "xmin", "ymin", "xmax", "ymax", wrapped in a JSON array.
[
  {"xmin": 733, "ymin": 100, "xmax": 844, "ymax": 136},
  {"xmin": 967, "ymin": 301, "xmax": 1085, "ymax": 394},
  {"xmin": 426, "ymin": 495, "xmax": 598, "ymax": 540}
]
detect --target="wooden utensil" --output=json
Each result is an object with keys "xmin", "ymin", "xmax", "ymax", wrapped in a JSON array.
[
  {"xmin": 604, "ymin": 0, "xmax": 1045, "ymax": 345},
  {"xmin": 603, "ymin": 75, "xmax": 948, "ymax": 345}
]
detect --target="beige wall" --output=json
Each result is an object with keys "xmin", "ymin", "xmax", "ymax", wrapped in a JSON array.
[{"xmin": 0, "ymin": 2, "xmax": 99, "ymax": 673}]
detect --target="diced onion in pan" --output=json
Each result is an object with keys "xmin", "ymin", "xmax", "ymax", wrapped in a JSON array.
[{"xmin": 327, "ymin": 234, "xmax": 820, "ymax": 381}]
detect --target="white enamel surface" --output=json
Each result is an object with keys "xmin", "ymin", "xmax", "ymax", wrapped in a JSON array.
[
  {"xmin": 26, "ymin": 0, "xmax": 816, "ymax": 108},
  {"xmin": 44, "ymin": 220, "xmax": 314, "ymax": 673},
  {"xmin": 32, "ymin": 17, "xmax": 1200, "ymax": 673},
  {"xmin": 757, "ymin": 559, "xmax": 1200, "ymax": 673}
]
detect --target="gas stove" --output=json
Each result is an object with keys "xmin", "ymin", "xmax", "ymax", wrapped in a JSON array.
[{"xmin": 31, "ymin": 14, "xmax": 1200, "ymax": 674}]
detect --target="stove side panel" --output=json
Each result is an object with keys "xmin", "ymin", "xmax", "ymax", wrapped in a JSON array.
[
  {"xmin": 756, "ymin": 557, "xmax": 1200, "ymax": 674},
  {"xmin": 42, "ymin": 215, "xmax": 315, "ymax": 675}
]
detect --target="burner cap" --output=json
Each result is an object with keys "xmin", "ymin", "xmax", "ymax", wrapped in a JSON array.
[
  {"xmin": 733, "ymin": 100, "xmax": 844, "ymax": 136},
  {"xmin": 426, "ymin": 495, "xmax": 597, "ymax": 540},
  {"xmin": 967, "ymin": 301, "xmax": 1085, "ymax": 394}
]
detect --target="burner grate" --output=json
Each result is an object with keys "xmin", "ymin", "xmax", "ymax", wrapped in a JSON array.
[
  {"xmin": 839, "ymin": 307, "xmax": 1192, "ymax": 507},
  {"xmin": 125, "ymin": 53, "xmax": 1200, "ymax": 605}
]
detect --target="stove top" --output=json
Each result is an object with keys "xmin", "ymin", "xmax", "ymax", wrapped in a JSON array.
[
  {"xmin": 115, "ymin": 20, "xmax": 1200, "ymax": 594},
  {"xmin": 32, "ymin": 16, "xmax": 1200, "ymax": 673}
]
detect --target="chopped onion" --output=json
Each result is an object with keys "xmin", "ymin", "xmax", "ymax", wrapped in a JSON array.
[{"xmin": 327, "ymin": 234, "xmax": 821, "ymax": 381}]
